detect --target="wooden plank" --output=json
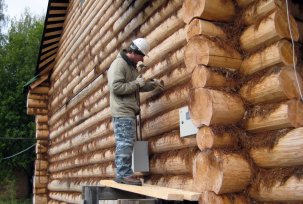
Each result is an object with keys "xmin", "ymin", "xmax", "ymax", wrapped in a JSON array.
[
  {"xmin": 43, "ymin": 37, "xmax": 61, "ymax": 45},
  {"xmin": 49, "ymin": 10, "xmax": 67, "ymax": 15},
  {"xmin": 46, "ymin": 23, "xmax": 64, "ymax": 29},
  {"xmin": 99, "ymin": 180, "xmax": 184, "ymax": 201},
  {"xmin": 29, "ymin": 75, "xmax": 48, "ymax": 89},
  {"xmin": 40, "ymin": 48, "xmax": 57, "ymax": 61},
  {"xmin": 142, "ymin": 184, "xmax": 200, "ymax": 201},
  {"xmin": 41, "ymin": 43, "xmax": 58, "ymax": 53},
  {"xmin": 44, "ymin": 30, "xmax": 62, "ymax": 37},
  {"xmin": 47, "ymin": 16, "xmax": 65, "ymax": 22},
  {"xmin": 50, "ymin": 3, "xmax": 68, "ymax": 7}
]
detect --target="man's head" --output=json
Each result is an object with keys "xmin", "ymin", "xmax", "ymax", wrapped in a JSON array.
[{"xmin": 126, "ymin": 38, "xmax": 150, "ymax": 64}]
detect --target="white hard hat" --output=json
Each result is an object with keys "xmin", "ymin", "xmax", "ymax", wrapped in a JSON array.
[{"xmin": 130, "ymin": 38, "xmax": 150, "ymax": 56}]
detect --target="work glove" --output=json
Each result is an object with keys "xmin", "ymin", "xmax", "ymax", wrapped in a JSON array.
[
  {"xmin": 135, "ymin": 75, "xmax": 146, "ymax": 88},
  {"xmin": 151, "ymin": 79, "xmax": 164, "ymax": 90},
  {"xmin": 137, "ymin": 61, "xmax": 147, "ymax": 71}
]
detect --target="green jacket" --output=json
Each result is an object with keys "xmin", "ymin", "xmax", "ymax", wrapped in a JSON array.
[{"xmin": 108, "ymin": 50, "xmax": 155, "ymax": 117}]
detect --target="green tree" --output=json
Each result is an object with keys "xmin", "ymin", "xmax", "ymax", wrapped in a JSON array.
[{"xmin": 0, "ymin": 11, "xmax": 44, "ymax": 189}]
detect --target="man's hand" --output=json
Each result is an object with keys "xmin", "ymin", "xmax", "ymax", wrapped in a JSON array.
[
  {"xmin": 151, "ymin": 79, "xmax": 164, "ymax": 90},
  {"xmin": 135, "ymin": 75, "xmax": 146, "ymax": 88},
  {"xmin": 137, "ymin": 61, "xmax": 147, "ymax": 71}
]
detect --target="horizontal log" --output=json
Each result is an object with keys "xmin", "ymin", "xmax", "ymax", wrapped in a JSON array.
[
  {"xmin": 240, "ymin": 10, "xmax": 299, "ymax": 52},
  {"xmin": 49, "ymin": 192, "xmax": 82, "ymax": 204},
  {"xmin": 185, "ymin": 36, "xmax": 242, "ymax": 71},
  {"xmin": 240, "ymin": 67, "xmax": 303, "ymax": 104},
  {"xmin": 245, "ymin": 100, "xmax": 303, "ymax": 133},
  {"xmin": 36, "ymin": 115, "xmax": 48, "ymax": 123},
  {"xmin": 150, "ymin": 148, "xmax": 198, "ymax": 175},
  {"xmin": 200, "ymin": 191, "xmax": 248, "ymax": 204},
  {"xmin": 29, "ymin": 86, "xmax": 49, "ymax": 94},
  {"xmin": 33, "ymin": 195, "xmax": 47, "ymax": 204},
  {"xmin": 191, "ymin": 66, "xmax": 236, "ymax": 89},
  {"xmin": 27, "ymin": 93, "xmax": 48, "ymax": 100},
  {"xmin": 250, "ymin": 127, "xmax": 303, "ymax": 167},
  {"xmin": 36, "ymin": 130, "xmax": 49, "ymax": 140},
  {"xmin": 49, "ymin": 122, "xmax": 113, "ymax": 156},
  {"xmin": 148, "ymin": 130, "xmax": 197, "ymax": 153},
  {"xmin": 146, "ymin": 9, "xmax": 184, "ymax": 49},
  {"xmin": 141, "ymin": 85, "xmax": 189, "ymax": 121},
  {"xmin": 141, "ymin": 65, "xmax": 192, "ymax": 104},
  {"xmin": 250, "ymin": 175, "xmax": 303, "ymax": 201},
  {"xmin": 242, "ymin": 0, "xmax": 283, "ymax": 25},
  {"xmin": 240, "ymin": 40, "xmax": 295, "ymax": 75},
  {"xmin": 49, "ymin": 149, "xmax": 115, "ymax": 173},
  {"xmin": 196, "ymin": 126, "xmax": 238, "ymax": 150},
  {"xmin": 144, "ymin": 27, "xmax": 186, "ymax": 68},
  {"xmin": 36, "ymin": 123, "xmax": 48, "ymax": 131},
  {"xmin": 33, "ymin": 175, "xmax": 48, "ymax": 188},
  {"xmin": 35, "ymin": 160, "xmax": 48, "ymax": 171},
  {"xmin": 51, "ymin": 162, "xmax": 115, "ymax": 179},
  {"xmin": 189, "ymin": 88, "xmax": 245, "ymax": 127},
  {"xmin": 49, "ymin": 133, "xmax": 114, "ymax": 163},
  {"xmin": 142, "ymin": 47, "xmax": 184, "ymax": 80},
  {"xmin": 193, "ymin": 150, "xmax": 252, "ymax": 194},
  {"xmin": 186, "ymin": 18, "xmax": 226, "ymax": 41},
  {"xmin": 142, "ymin": 109, "xmax": 179, "ymax": 140},
  {"xmin": 138, "ymin": 0, "xmax": 183, "ymax": 37},
  {"xmin": 33, "ymin": 188, "xmax": 47, "ymax": 194},
  {"xmin": 27, "ymin": 108, "xmax": 48, "ymax": 115},
  {"xmin": 183, "ymin": 0, "xmax": 235, "ymax": 23}
]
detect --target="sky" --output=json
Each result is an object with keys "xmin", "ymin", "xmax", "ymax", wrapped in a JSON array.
[{"xmin": 4, "ymin": 0, "xmax": 49, "ymax": 20}]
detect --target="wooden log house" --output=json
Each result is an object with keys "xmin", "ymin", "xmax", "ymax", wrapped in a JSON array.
[{"xmin": 25, "ymin": 0, "xmax": 303, "ymax": 203}]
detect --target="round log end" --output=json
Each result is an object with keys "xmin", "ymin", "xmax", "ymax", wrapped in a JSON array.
[
  {"xmin": 275, "ymin": 11, "xmax": 299, "ymax": 41},
  {"xmin": 280, "ymin": 68, "xmax": 303, "ymax": 100},
  {"xmin": 184, "ymin": 36, "xmax": 209, "ymax": 72},
  {"xmin": 288, "ymin": 100, "xmax": 303, "ymax": 127},
  {"xmin": 183, "ymin": 0, "xmax": 205, "ymax": 24},
  {"xmin": 191, "ymin": 66, "xmax": 209, "ymax": 88},
  {"xmin": 196, "ymin": 126, "xmax": 215, "ymax": 150},
  {"xmin": 193, "ymin": 151, "xmax": 221, "ymax": 192},
  {"xmin": 279, "ymin": 40, "xmax": 296, "ymax": 66},
  {"xmin": 189, "ymin": 88, "xmax": 212, "ymax": 127}
]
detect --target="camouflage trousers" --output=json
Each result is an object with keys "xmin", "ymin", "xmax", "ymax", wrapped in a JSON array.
[{"xmin": 112, "ymin": 117, "xmax": 136, "ymax": 179}]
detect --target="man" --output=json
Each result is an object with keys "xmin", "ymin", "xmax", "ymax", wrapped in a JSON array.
[{"xmin": 107, "ymin": 38, "xmax": 163, "ymax": 186}]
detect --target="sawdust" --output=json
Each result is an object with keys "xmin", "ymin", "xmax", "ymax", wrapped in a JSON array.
[{"xmin": 253, "ymin": 167, "xmax": 303, "ymax": 191}]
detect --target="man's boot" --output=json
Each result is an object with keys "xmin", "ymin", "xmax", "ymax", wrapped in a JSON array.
[{"xmin": 121, "ymin": 175, "xmax": 142, "ymax": 186}]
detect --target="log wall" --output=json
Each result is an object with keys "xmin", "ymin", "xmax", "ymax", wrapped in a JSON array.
[{"xmin": 26, "ymin": 0, "xmax": 303, "ymax": 203}]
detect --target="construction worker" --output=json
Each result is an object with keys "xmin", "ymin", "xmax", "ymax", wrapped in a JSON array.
[{"xmin": 108, "ymin": 38, "xmax": 163, "ymax": 186}]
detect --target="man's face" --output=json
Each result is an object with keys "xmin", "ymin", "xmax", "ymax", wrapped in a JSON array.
[{"xmin": 127, "ymin": 51, "xmax": 144, "ymax": 64}]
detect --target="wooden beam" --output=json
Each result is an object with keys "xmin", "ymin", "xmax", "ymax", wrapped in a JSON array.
[
  {"xmin": 49, "ymin": 10, "xmax": 67, "ymax": 15},
  {"xmin": 47, "ymin": 16, "xmax": 65, "ymax": 22},
  {"xmin": 40, "ymin": 48, "xmax": 57, "ymax": 61},
  {"xmin": 100, "ymin": 180, "xmax": 189, "ymax": 201},
  {"xmin": 43, "ymin": 37, "xmax": 61, "ymax": 45},
  {"xmin": 39, "ymin": 55, "xmax": 56, "ymax": 68},
  {"xmin": 41, "ymin": 43, "xmax": 58, "ymax": 53},
  {"xmin": 46, "ymin": 23, "xmax": 64, "ymax": 29},
  {"xmin": 29, "ymin": 75, "xmax": 48, "ymax": 89},
  {"xmin": 44, "ymin": 30, "xmax": 62, "ymax": 37},
  {"xmin": 50, "ymin": 3, "xmax": 68, "ymax": 7}
]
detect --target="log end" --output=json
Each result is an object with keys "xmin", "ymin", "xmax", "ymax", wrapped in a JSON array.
[
  {"xmin": 275, "ymin": 11, "xmax": 299, "ymax": 41},
  {"xmin": 189, "ymin": 88, "xmax": 213, "ymax": 127},
  {"xmin": 288, "ymin": 100, "xmax": 303, "ymax": 128},
  {"xmin": 280, "ymin": 67, "xmax": 303, "ymax": 100},
  {"xmin": 191, "ymin": 66, "xmax": 209, "ymax": 88},
  {"xmin": 193, "ymin": 151, "xmax": 221, "ymax": 193},
  {"xmin": 182, "ymin": 0, "xmax": 205, "ymax": 24},
  {"xmin": 184, "ymin": 36, "xmax": 210, "ymax": 72}
]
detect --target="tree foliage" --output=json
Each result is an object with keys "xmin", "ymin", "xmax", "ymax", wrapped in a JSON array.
[{"xmin": 0, "ymin": 10, "xmax": 44, "ymax": 180}]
